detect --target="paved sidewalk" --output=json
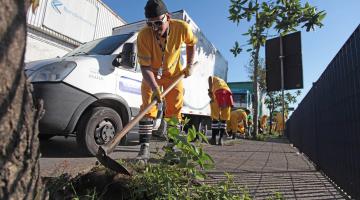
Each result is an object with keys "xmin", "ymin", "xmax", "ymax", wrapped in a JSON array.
[
  {"xmin": 203, "ymin": 137, "xmax": 348, "ymax": 200},
  {"xmin": 39, "ymin": 135, "xmax": 349, "ymax": 199}
]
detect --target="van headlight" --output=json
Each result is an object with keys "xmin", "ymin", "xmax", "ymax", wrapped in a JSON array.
[{"xmin": 29, "ymin": 61, "xmax": 76, "ymax": 82}]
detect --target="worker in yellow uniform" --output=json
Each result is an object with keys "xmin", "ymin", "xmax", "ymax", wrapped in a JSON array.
[
  {"xmin": 275, "ymin": 112, "xmax": 288, "ymax": 134},
  {"xmin": 208, "ymin": 76, "xmax": 234, "ymax": 145},
  {"xmin": 227, "ymin": 109, "xmax": 250, "ymax": 139},
  {"xmin": 259, "ymin": 115, "xmax": 268, "ymax": 133},
  {"xmin": 136, "ymin": 0, "xmax": 197, "ymax": 161}
]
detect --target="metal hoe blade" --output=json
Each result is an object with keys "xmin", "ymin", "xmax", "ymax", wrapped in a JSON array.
[{"xmin": 96, "ymin": 146, "xmax": 131, "ymax": 176}]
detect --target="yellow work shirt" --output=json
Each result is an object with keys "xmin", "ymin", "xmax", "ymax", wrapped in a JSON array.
[
  {"xmin": 211, "ymin": 76, "xmax": 231, "ymax": 94},
  {"xmin": 260, "ymin": 115, "xmax": 268, "ymax": 128},
  {"xmin": 232, "ymin": 109, "xmax": 248, "ymax": 124},
  {"xmin": 227, "ymin": 109, "xmax": 248, "ymax": 133},
  {"xmin": 137, "ymin": 19, "xmax": 197, "ymax": 78}
]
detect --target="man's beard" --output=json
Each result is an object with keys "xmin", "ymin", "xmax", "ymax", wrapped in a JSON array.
[
  {"xmin": 155, "ymin": 24, "xmax": 168, "ymax": 37},
  {"xmin": 156, "ymin": 29, "xmax": 163, "ymax": 36}
]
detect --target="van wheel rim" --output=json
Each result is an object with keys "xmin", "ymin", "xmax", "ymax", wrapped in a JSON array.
[{"xmin": 95, "ymin": 120, "xmax": 115, "ymax": 145}]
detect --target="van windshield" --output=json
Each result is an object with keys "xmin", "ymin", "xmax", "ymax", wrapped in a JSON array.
[{"xmin": 64, "ymin": 33, "xmax": 133, "ymax": 57}]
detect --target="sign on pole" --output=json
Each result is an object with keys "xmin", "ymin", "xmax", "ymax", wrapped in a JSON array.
[{"xmin": 265, "ymin": 31, "xmax": 303, "ymax": 92}]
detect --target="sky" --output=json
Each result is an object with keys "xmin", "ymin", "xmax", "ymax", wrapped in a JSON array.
[{"xmin": 102, "ymin": 0, "xmax": 360, "ymax": 110}]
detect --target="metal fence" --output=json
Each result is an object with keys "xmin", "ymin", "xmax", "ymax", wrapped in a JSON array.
[{"xmin": 286, "ymin": 24, "xmax": 360, "ymax": 199}]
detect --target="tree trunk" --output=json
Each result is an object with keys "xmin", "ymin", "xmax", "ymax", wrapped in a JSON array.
[{"xmin": 0, "ymin": 0, "xmax": 44, "ymax": 199}]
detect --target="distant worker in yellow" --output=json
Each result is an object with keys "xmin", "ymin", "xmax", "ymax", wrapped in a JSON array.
[
  {"xmin": 136, "ymin": 0, "xmax": 197, "ymax": 161},
  {"xmin": 227, "ymin": 108, "xmax": 251, "ymax": 139},
  {"xmin": 208, "ymin": 76, "xmax": 234, "ymax": 145},
  {"xmin": 259, "ymin": 115, "xmax": 268, "ymax": 133},
  {"xmin": 275, "ymin": 112, "xmax": 288, "ymax": 134}
]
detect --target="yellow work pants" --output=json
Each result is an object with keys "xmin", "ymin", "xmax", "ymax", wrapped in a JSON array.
[
  {"xmin": 276, "ymin": 122, "xmax": 285, "ymax": 133},
  {"xmin": 210, "ymin": 101, "xmax": 231, "ymax": 121},
  {"xmin": 228, "ymin": 115, "xmax": 239, "ymax": 133},
  {"xmin": 141, "ymin": 77, "xmax": 183, "ymax": 120}
]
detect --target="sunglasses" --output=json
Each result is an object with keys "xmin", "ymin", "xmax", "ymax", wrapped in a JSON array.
[{"xmin": 146, "ymin": 15, "xmax": 167, "ymax": 28}]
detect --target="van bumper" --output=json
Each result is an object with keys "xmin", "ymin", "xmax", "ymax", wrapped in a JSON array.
[{"xmin": 32, "ymin": 82, "xmax": 93, "ymax": 134}]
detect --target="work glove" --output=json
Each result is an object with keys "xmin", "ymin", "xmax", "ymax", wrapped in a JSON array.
[
  {"xmin": 151, "ymin": 86, "xmax": 163, "ymax": 103},
  {"xmin": 183, "ymin": 63, "xmax": 194, "ymax": 78}
]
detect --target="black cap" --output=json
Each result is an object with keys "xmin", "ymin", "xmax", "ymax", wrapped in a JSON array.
[{"xmin": 145, "ymin": 0, "xmax": 168, "ymax": 18}]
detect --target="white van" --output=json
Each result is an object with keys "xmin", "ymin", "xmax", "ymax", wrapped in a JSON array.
[{"xmin": 25, "ymin": 10, "xmax": 228, "ymax": 155}]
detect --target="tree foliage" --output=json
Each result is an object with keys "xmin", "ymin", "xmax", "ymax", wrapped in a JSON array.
[
  {"xmin": 244, "ymin": 58, "xmax": 266, "ymax": 93},
  {"xmin": 265, "ymin": 90, "xmax": 301, "ymax": 115},
  {"xmin": 228, "ymin": 0, "xmax": 325, "ymax": 136},
  {"xmin": 229, "ymin": 0, "xmax": 326, "ymax": 54}
]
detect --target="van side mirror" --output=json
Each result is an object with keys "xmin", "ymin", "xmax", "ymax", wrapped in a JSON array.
[{"xmin": 113, "ymin": 43, "xmax": 136, "ymax": 68}]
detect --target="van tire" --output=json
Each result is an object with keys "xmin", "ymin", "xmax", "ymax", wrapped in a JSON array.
[{"xmin": 76, "ymin": 107, "xmax": 125, "ymax": 156}]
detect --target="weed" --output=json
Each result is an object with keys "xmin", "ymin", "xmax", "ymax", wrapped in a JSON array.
[
  {"xmin": 266, "ymin": 191, "xmax": 285, "ymax": 200},
  {"xmin": 128, "ymin": 118, "xmax": 251, "ymax": 200}
]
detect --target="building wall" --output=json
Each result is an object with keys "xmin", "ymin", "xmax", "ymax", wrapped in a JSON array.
[
  {"xmin": 25, "ymin": 0, "xmax": 126, "ymax": 62},
  {"xmin": 228, "ymin": 81, "xmax": 269, "ymax": 116},
  {"xmin": 25, "ymin": 26, "xmax": 78, "ymax": 62}
]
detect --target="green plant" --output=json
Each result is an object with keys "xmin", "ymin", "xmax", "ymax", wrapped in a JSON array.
[
  {"xmin": 255, "ymin": 134, "xmax": 266, "ymax": 141},
  {"xmin": 129, "ymin": 118, "xmax": 251, "ymax": 199},
  {"xmin": 70, "ymin": 183, "xmax": 98, "ymax": 200},
  {"xmin": 266, "ymin": 191, "xmax": 285, "ymax": 200},
  {"xmin": 130, "ymin": 164, "xmax": 252, "ymax": 200},
  {"xmin": 163, "ymin": 118, "xmax": 214, "ymax": 178}
]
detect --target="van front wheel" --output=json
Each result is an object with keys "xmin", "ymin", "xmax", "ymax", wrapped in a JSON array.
[{"xmin": 76, "ymin": 107, "xmax": 125, "ymax": 156}]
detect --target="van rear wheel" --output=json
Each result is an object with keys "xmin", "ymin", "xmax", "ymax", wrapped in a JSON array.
[{"xmin": 76, "ymin": 107, "xmax": 125, "ymax": 156}]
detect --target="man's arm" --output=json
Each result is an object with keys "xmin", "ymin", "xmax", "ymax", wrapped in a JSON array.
[
  {"xmin": 183, "ymin": 45, "xmax": 196, "ymax": 77},
  {"xmin": 243, "ymin": 113, "xmax": 248, "ymax": 129},
  {"xmin": 186, "ymin": 44, "xmax": 195, "ymax": 66},
  {"xmin": 141, "ymin": 66, "xmax": 158, "ymax": 90}
]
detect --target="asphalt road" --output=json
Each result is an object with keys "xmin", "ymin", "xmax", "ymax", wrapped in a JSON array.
[
  {"xmin": 39, "ymin": 130, "xmax": 175, "ymax": 177},
  {"xmin": 40, "ymin": 130, "xmax": 141, "ymax": 177}
]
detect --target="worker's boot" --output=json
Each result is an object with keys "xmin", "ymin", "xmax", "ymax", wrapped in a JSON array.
[
  {"xmin": 218, "ymin": 132, "xmax": 224, "ymax": 145},
  {"xmin": 218, "ymin": 120, "xmax": 226, "ymax": 146},
  {"xmin": 137, "ymin": 143, "xmax": 150, "ymax": 162},
  {"xmin": 136, "ymin": 118, "xmax": 153, "ymax": 163},
  {"xmin": 210, "ymin": 120, "xmax": 219, "ymax": 145},
  {"xmin": 232, "ymin": 131, "xmax": 236, "ymax": 139},
  {"xmin": 228, "ymin": 131, "xmax": 233, "ymax": 138}
]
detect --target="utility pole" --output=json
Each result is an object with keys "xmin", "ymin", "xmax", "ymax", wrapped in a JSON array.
[{"xmin": 279, "ymin": 35, "xmax": 286, "ymax": 135}]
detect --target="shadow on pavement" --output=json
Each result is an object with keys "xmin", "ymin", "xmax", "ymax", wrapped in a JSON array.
[{"xmin": 39, "ymin": 136, "xmax": 87, "ymax": 158}]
